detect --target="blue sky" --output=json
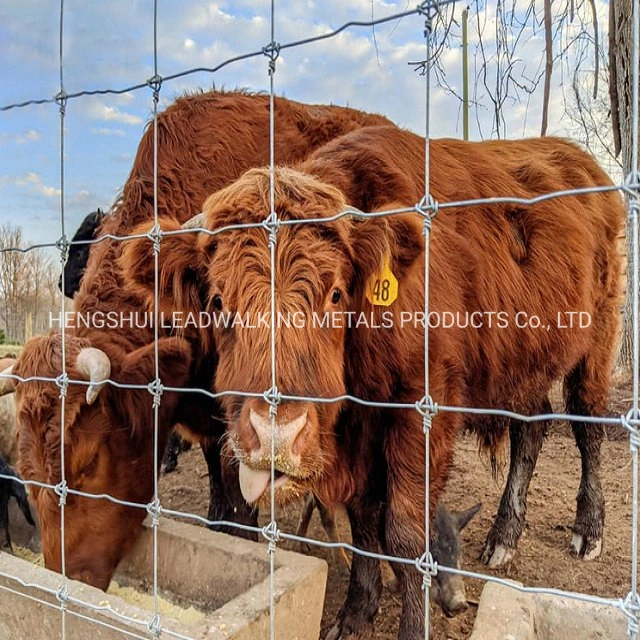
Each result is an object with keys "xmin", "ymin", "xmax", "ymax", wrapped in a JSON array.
[{"xmin": 0, "ymin": 0, "xmax": 610, "ymax": 248}]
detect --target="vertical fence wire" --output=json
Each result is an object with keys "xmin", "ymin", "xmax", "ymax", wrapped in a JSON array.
[
  {"xmin": 629, "ymin": 0, "xmax": 640, "ymax": 633},
  {"xmin": 422, "ymin": 10, "xmax": 433, "ymax": 639},
  {"xmin": 150, "ymin": 0, "xmax": 162, "ymax": 636},
  {"xmin": 56, "ymin": 0, "xmax": 69, "ymax": 636},
  {"xmin": 3, "ymin": 2, "xmax": 640, "ymax": 639},
  {"xmin": 267, "ymin": 2, "xmax": 279, "ymax": 640}
]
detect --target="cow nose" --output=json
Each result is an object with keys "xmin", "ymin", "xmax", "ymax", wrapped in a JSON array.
[
  {"xmin": 248, "ymin": 407, "xmax": 308, "ymax": 455},
  {"xmin": 444, "ymin": 593, "xmax": 468, "ymax": 617}
]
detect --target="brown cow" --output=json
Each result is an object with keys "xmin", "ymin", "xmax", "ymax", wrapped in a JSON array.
[
  {"xmin": 121, "ymin": 126, "xmax": 623, "ymax": 639},
  {"xmin": 0, "ymin": 90, "xmax": 394, "ymax": 591}
]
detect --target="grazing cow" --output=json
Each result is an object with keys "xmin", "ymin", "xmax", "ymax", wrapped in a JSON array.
[
  {"xmin": 121, "ymin": 126, "xmax": 623, "ymax": 639},
  {"xmin": 57, "ymin": 212, "xmax": 194, "ymax": 478},
  {"xmin": 0, "ymin": 90, "xmax": 395, "ymax": 591},
  {"xmin": 58, "ymin": 209, "xmax": 107, "ymax": 299},
  {"xmin": 294, "ymin": 496, "xmax": 481, "ymax": 616}
]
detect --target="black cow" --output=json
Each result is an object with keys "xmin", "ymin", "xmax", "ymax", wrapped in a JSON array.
[{"xmin": 58, "ymin": 209, "xmax": 106, "ymax": 298}]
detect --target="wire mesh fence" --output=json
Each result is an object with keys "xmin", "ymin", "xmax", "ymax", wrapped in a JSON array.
[{"xmin": 0, "ymin": 0, "xmax": 638, "ymax": 639}]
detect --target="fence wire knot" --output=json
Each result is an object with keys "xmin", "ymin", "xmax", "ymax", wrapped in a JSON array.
[
  {"xmin": 146, "ymin": 612, "xmax": 162, "ymax": 638},
  {"xmin": 263, "ymin": 385, "xmax": 281, "ymax": 418},
  {"xmin": 147, "ymin": 223, "xmax": 162, "ymax": 255},
  {"xmin": 621, "ymin": 411, "xmax": 640, "ymax": 454},
  {"xmin": 55, "ymin": 372, "xmax": 69, "ymax": 398},
  {"xmin": 262, "ymin": 212, "xmax": 280, "ymax": 248},
  {"xmin": 147, "ymin": 74, "xmax": 163, "ymax": 102},
  {"xmin": 54, "ymin": 90, "xmax": 68, "ymax": 115},
  {"xmin": 262, "ymin": 41, "xmax": 281, "ymax": 75},
  {"xmin": 416, "ymin": 194, "xmax": 438, "ymax": 233},
  {"xmin": 622, "ymin": 591, "xmax": 640, "ymax": 636},
  {"xmin": 261, "ymin": 519, "xmax": 280, "ymax": 553},
  {"xmin": 55, "ymin": 582, "xmax": 69, "ymax": 610},
  {"xmin": 54, "ymin": 480, "xmax": 68, "ymax": 507},
  {"xmin": 56, "ymin": 235, "xmax": 70, "ymax": 265},
  {"xmin": 147, "ymin": 378, "xmax": 164, "ymax": 408},
  {"xmin": 415, "ymin": 551, "xmax": 437, "ymax": 590},
  {"xmin": 416, "ymin": 396, "xmax": 438, "ymax": 432},
  {"xmin": 146, "ymin": 498, "xmax": 162, "ymax": 527},
  {"xmin": 624, "ymin": 170, "xmax": 640, "ymax": 191}
]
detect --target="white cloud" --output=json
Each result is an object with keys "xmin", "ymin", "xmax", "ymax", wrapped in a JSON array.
[
  {"xmin": 14, "ymin": 173, "xmax": 61, "ymax": 198},
  {"xmin": 91, "ymin": 127, "xmax": 126, "ymax": 137},
  {"xmin": 99, "ymin": 106, "xmax": 143, "ymax": 125},
  {"xmin": 83, "ymin": 100, "xmax": 143, "ymax": 126},
  {"xmin": 0, "ymin": 130, "xmax": 40, "ymax": 145}
]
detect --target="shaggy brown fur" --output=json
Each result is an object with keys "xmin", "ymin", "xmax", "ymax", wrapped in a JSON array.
[
  {"xmin": 122, "ymin": 126, "xmax": 624, "ymax": 639},
  {"xmin": 9, "ymin": 90, "xmax": 393, "ymax": 591}
]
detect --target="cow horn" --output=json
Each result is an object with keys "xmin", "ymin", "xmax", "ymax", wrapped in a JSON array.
[
  {"xmin": 76, "ymin": 347, "xmax": 111, "ymax": 405},
  {"xmin": 181, "ymin": 212, "xmax": 206, "ymax": 230},
  {"xmin": 0, "ymin": 365, "xmax": 15, "ymax": 396}
]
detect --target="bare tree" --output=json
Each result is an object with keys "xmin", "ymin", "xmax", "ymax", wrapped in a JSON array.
[
  {"xmin": 0, "ymin": 223, "xmax": 61, "ymax": 344},
  {"xmin": 609, "ymin": 0, "xmax": 639, "ymax": 371}
]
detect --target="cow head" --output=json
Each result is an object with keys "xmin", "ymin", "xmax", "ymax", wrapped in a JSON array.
[
  {"xmin": 0, "ymin": 333, "xmax": 191, "ymax": 590},
  {"xmin": 121, "ymin": 166, "xmax": 424, "ymax": 508}
]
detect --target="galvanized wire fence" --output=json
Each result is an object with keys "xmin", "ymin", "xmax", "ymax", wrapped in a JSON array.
[{"xmin": 0, "ymin": 1, "xmax": 638, "ymax": 639}]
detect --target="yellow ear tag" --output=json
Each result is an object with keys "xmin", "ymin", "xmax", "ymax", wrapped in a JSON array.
[{"xmin": 365, "ymin": 253, "xmax": 398, "ymax": 306}]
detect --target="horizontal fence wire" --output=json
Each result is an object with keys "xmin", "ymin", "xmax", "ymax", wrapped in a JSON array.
[{"xmin": 0, "ymin": 0, "xmax": 638, "ymax": 638}]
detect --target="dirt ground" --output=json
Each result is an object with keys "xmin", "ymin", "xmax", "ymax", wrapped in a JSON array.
[{"xmin": 158, "ymin": 376, "xmax": 637, "ymax": 639}]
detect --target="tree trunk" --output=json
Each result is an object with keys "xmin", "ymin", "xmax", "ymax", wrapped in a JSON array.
[
  {"xmin": 610, "ymin": 0, "xmax": 638, "ymax": 370},
  {"xmin": 541, "ymin": 0, "xmax": 553, "ymax": 136}
]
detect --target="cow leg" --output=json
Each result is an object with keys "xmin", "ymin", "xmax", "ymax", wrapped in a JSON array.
[
  {"xmin": 201, "ymin": 440, "xmax": 259, "ymax": 542},
  {"xmin": 480, "ymin": 398, "xmax": 549, "ymax": 567},
  {"xmin": 326, "ymin": 501, "xmax": 382, "ymax": 640},
  {"xmin": 382, "ymin": 415, "xmax": 458, "ymax": 640},
  {"xmin": 0, "ymin": 492, "xmax": 12, "ymax": 553},
  {"xmin": 294, "ymin": 493, "xmax": 316, "ymax": 554},
  {"xmin": 383, "ymin": 507, "xmax": 426, "ymax": 640},
  {"xmin": 565, "ymin": 357, "xmax": 607, "ymax": 560},
  {"xmin": 315, "ymin": 499, "xmax": 351, "ymax": 570},
  {"xmin": 161, "ymin": 430, "xmax": 183, "ymax": 474}
]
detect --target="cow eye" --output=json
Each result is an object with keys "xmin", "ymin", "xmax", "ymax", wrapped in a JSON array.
[
  {"xmin": 212, "ymin": 294, "xmax": 223, "ymax": 311},
  {"xmin": 81, "ymin": 454, "xmax": 98, "ymax": 478},
  {"xmin": 331, "ymin": 289, "xmax": 341, "ymax": 304}
]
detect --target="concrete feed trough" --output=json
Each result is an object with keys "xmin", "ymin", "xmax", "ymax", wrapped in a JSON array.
[
  {"xmin": 0, "ymin": 517, "xmax": 328, "ymax": 640},
  {"xmin": 469, "ymin": 581, "xmax": 628, "ymax": 640}
]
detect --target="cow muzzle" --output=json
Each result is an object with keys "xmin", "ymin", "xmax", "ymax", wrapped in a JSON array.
[{"xmin": 234, "ymin": 402, "xmax": 312, "ymax": 504}]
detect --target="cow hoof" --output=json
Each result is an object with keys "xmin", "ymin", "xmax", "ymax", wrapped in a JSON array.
[
  {"xmin": 571, "ymin": 533, "xmax": 602, "ymax": 560},
  {"xmin": 325, "ymin": 625, "xmax": 342, "ymax": 640},
  {"xmin": 443, "ymin": 593, "xmax": 469, "ymax": 617},
  {"xmin": 325, "ymin": 627, "xmax": 368, "ymax": 640},
  {"xmin": 325, "ymin": 619, "xmax": 373, "ymax": 640},
  {"xmin": 161, "ymin": 460, "xmax": 177, "ymax": 474},
  {"xmin": 481, "ymin": 543, "xmax": 515, "ymax": 568}
]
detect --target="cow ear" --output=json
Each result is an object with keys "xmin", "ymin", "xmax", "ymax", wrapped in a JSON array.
[
  {"xmin": 113, "ymin": 337, "xmax": 193, "ymax": 435},
  {"xmin": 348, "ymin": 204, "xmax": 424, "ymax": 299},
  {"xmin": 118, "ymin": 336, "xmax": 192, "ymax": 389},
  {"xmin": 119, "ymin": 216, "xmax": 211, "ymax": 317},
  {"xmin": 453, "ymin": 502, "xmax": 482, "ymax": 532}
]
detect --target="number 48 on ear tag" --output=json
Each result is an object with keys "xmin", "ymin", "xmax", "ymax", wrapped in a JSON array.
[{"xmin": 366, "ymin": 253, "xmax": 398, "ymax": 306}]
